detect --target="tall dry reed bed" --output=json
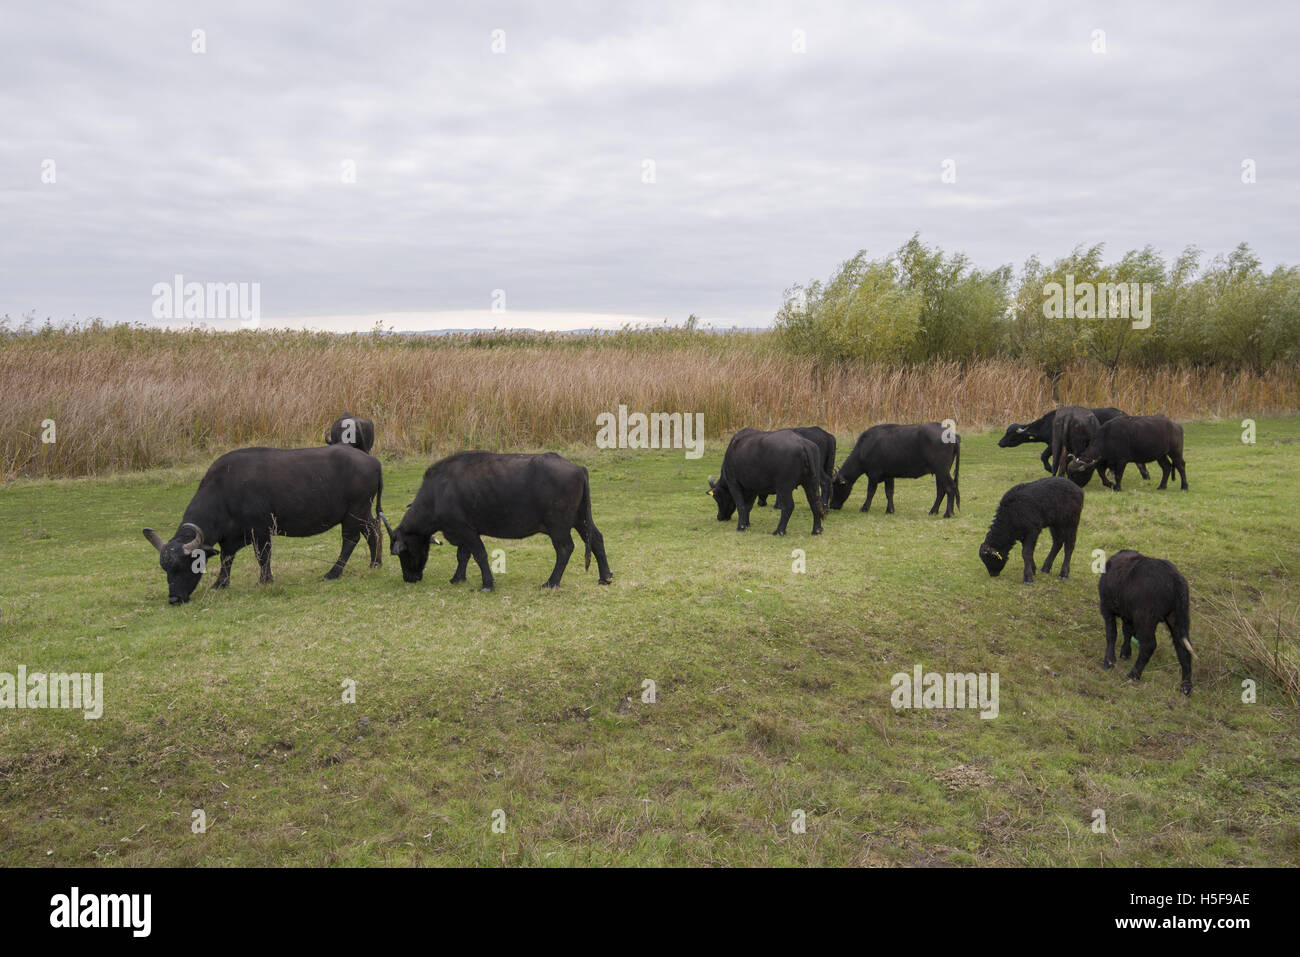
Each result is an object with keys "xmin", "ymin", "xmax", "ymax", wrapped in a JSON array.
[{"xmin": 4, "ymin": 324, "xmax": 1299, "ymax": 480}]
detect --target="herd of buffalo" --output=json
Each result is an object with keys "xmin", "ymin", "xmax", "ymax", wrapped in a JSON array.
[{"xmin": 143, "ymin": 406, "xmax": 1195, "ymax": 695}]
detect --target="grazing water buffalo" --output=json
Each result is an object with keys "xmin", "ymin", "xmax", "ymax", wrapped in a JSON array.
[
  {"xmin": 829, "ymin": 423, "xmax": 960, "ymax": 518},
  {"xmin": 979, "ymin": 477, "xmax": 1083, "ymax": 584},
  {"xmin": 143, "ymin": 445, "xmax": 384, "ymax": 604},
  {"xmin": 1068, "ymin": 414, "xmax": 1187, "ymax": 491},
  {"xmin": 756, "ymin": 426, "xmax": 836, "ymax": 509},
  {"xmin": 1099, "ymin": 550, "xmax": 1194, "ymax": 695},
  {"xmin": 326, "ymin": 412, "xmax": 375, "ymax": 454},
  {"xmin": 383, "ymin": 451, "xmax": 612, "ymax": 590},
  {"xmin": 708, "ymin": 428, "xmax": 825, "ymax": 535},
  {"xmin": 999, "ymin": 407, "xmax": 1149, "ymax": 479}
]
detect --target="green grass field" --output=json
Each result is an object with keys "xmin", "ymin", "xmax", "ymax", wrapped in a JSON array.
[{"xmin": 1, "ymin": 419, "xmax": 1297, "ymax": 866}]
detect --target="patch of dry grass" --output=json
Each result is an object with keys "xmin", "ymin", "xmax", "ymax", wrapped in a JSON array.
[{"xmin": 4, "ymin": 323, "xmax": 1299, "ymax": 479}]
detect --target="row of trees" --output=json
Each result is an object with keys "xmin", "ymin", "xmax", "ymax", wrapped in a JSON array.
[{"xmin": 775, "ymin": 236, "xmax": 1300, "ymax": 373}]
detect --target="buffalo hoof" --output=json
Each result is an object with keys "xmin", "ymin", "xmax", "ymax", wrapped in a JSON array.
[
  {"xmin": 1102, "ymin": 659, "xmax": 1114, "ymax": 670},
  {"xmin": 323, "ymin": 570, "xmax": 343, "ymax": 581},
  {"xmin": 541, "ymin": 582, "xmax": 561, "ymax": 589},
  {"xmin": 212, "ymin": 579, "xmax": 230, "ymax": 590},
  {"xmin": 811, "ymin": 528, "xmax": 823, "ymax": 535},
  {"xmin": 1180, "ymin": 682, "xmax": 1192, "ymax": 696},
  {"xmin": 598, "ymin": 576, "xmax": 613, "ymax": 585},
  {"xmin": 479, "ymin": 585, "xmax": 494, "ymax": 593},
  {"xmin": 1125, "ymin": 670, "xmax": 1142, "ymax": 682},
  {"xmin": 737, "ymin": 525, "xmax": 749, "ymax": 532},
  {"xmin": 449, "ymin": 575, "xmax": 466, "ymax": 584},
  {"xmin": 858, "ymin": 505, "xmax": 869, "ymax": 513},
  {"xmin": 772, "ymin": 529, "xmax": 786, "ymax": 536}
]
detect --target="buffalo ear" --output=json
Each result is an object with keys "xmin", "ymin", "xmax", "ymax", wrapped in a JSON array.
[
  {"xmin": 143, "ymin": 528, "xmax": 164, "ymax": 552},
  {"xmin": 391, "ymin": 538, "xmax": 405, "ymax": 555}
]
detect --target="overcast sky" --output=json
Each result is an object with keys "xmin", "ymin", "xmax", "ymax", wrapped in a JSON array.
[{"xmin": 1, "ymin": 1, "xmax": 1296, "ymax": 331}]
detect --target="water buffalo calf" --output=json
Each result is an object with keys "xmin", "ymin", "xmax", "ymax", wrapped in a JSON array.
[
  {"xmin": 385, "ymin": 451, "xmax": 612, "ymax": 590},
  {"xmin": 830, "ymin": 422, "xmax": 960, "ymax": 518},
  {"xmin": 326, "ymin": 412, "xmax": 375, "ymax": 453},
  {"xmin": 1099, "ymin": 549, "xmax": 1193, "ymax": 695},
  {"xmin": 143, "ymin": 445, "xmax": 384, "ymax": 604},
  {"xmin": 757, "ymin": 426, "xmax": 835, "ymax": 509},
  {"xmin": 979, "ymin": 477, "xmax": 1083, "ymax": 584},
  {"xmin": 1069, "ymin": 414, "xmax": 1187, "ymax": 491},
  {"xmin": 709, "ymin": 428, "xmax": 825, "ymax": 535}
]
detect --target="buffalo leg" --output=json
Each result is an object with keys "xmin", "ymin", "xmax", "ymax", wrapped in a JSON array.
[
  {"xmin": 468, "ymin": 536, "xmax": 494, "ymax": 591},
  {"xmin": 1126, "ymin": 618, "xmax": 1159, "ymax": 681},
  {"xmin": 544, "ymin": 530, "xmax": 574, "ymax": 588},
  {"xmin": 1173, "ymin": 453, "xmax": 1188, "ymax": 490},
  {"xmin": 1137, "ymin": 462, "xmax": 1151, "ymax": 480},
  {"xmin": 1120, "ymin": 619, "xmax": 1135, "ymax": 659},
  {"xmin": 929, "ymin": 475, "xmax": 945, "ymax": 515},
  {"xmin": 756, "ymin": 494, "xmax": 768, "ymax": 507},
  {"xmin": 213, "ymin": 550, "xmax": 236, "ymax": 589},
  {"xmin": 884, "ymin": 477, "xmax": 896, "ymax": 514},
  {"xmin": 1040, "ymin": 529, "xmax": 1063, "ymax": 576},
  {"xmin": 1156, "ymin": 455, "xmax": 1172, "ymax": 490},
  {"xmin": 801, "ymin": 481, "xmax": 823, "ymax": 535},
  {"xmin": 1020, "ymin": 530, "xmax": 1039, "ymax": 584},
  {"xmin": 943, "ymin": 472, "xmax": 956, "ymax": 518},
  {"xmin": 574, "ymin": 519, "xmax": 613, "ymax": 584},
  {"xmin": 1040, "ymin": 446, "xmax": 1053, "ymax": 473},
  {"xmin": 772, "ymin": 489, "xmax": 795, "ymax": 536},
  {"xmin": 731, "ymin": 481, "xmax": 750, "ymax": 531},
  {"xmin": 1058, "ymin": 524, "xmax": 1076, "ymax": 579},
  {"xmin": 253, "ymin": 532, "xmax": 274, "ymax": 584},
  {"xmin": 861, "ymin": 478, "xmax": 879, "ymax": 513},
  {"xmin": 1103, "ymin": 612, "xmax": 1119, "ymax": 669},
  {"xmin": 365, "ymin": 512, "xmax": 382, "ymax": 568},
  {"xmin": 450, "ymin": 545, "xmax": 471, "ymax": 584},
  {"xmin": 325, "ymin": 517, "xmax": 361, "ymax": 580},
  {"xmin": 1111, "ymin": 462, "xmax": 1126, "ymax": 492}
]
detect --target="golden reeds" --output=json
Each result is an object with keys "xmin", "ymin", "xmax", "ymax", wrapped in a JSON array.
[{"xmin": 3, "ymin": 325, "xmax": 1299, "ymax": 480}]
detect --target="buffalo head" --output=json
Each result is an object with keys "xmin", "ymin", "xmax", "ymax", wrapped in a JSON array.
[
  {"xmin": 707, "ymin": 476, "xmax": 736, "ymax": 521},
  {"xmin": 828, "ymin": 470, "xmax": 853, "ymax": 510},
  {"xmin": 997, "ymin": 424, "xmax": 1034, "ymax": 448},
  {"xmin": 979, "ymin": 540, "xmax": 1009, "ymax": 577},
  {"xmin": 382, "ymin": 512, "xmax": 440, "ymax": 583},
  {"xmin": 144, "ymin": 522, "xmax": 218, "ymax": 604}
]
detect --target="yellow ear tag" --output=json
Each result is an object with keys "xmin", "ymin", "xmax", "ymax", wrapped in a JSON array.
[{"xmin": 707, "ymin": 489, "xmax": 715, "ymax": 497}]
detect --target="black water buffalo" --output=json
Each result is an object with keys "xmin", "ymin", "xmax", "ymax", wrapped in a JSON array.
[
  {"xmin": 1068, "ymin": 414, "xmax": 1187, "ymax": 491},
  {"xmin": 143, "ymin": 445, "xmax": 384, "ymax": 604},
  {"xmin": 1050, "ymin": 406, "xmax": 1100, "ymax": 481},
  {"xmin": 708, "ymin": 428, "xmax": 825, "ymax": 535},
  {"xmin": 1099, "ymin": 550, "xmax": 1194, "ymax": 695},
  {"xmin": 383, "ymin": 451, "xmax": 612, "ymax": 590},
  {"xmin": 979, "ymin": 477, "xmax": 1082, "ymax": 584},
  {"xmin": 999, "ymin": 407, "xmax": 1149, "ymax": 479},
  {"xmin": 756, "ymin": 426, "xmax": 836, "ymax": 508},
  {"xmin": 326, "ymin": 412, "xmax": 375, "ymax": 454},
  {"xmin": 829, "ymin": 423, "xmax": 960, "ymax": 518}
]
